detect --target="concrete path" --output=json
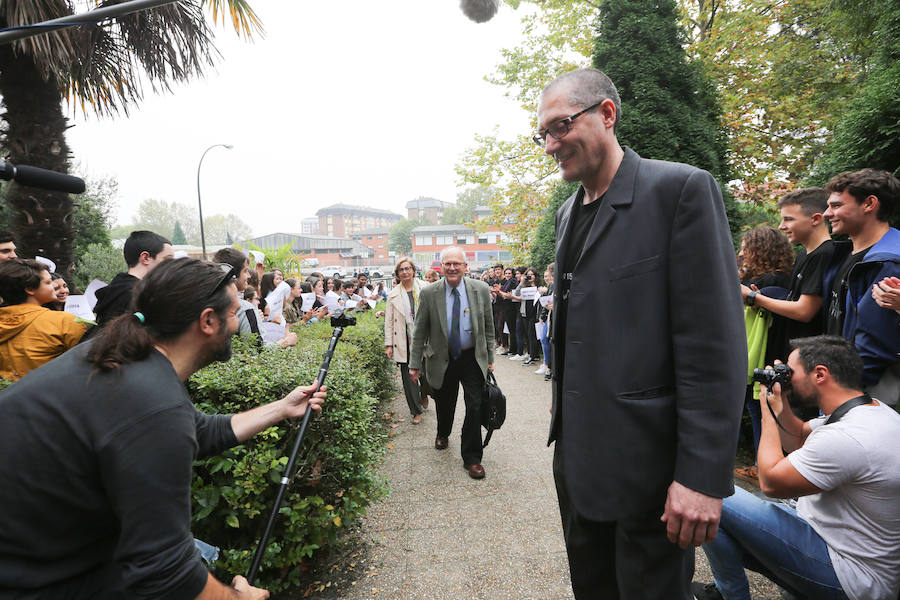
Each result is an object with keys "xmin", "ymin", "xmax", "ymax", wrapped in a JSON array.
[{"xmin": 337, "ymin": 353, "xmax": 782, "ymax": 599}]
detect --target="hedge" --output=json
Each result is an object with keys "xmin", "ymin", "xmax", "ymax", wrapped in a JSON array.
[
  {"xmin": 0, "ymin": 308, "xmax": 394, "ymax": 594},
  {"xmin": 188, "ymin": 309, "xmax": 393, "ymax": 592}
]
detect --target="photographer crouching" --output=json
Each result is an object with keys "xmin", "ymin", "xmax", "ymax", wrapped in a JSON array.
[
  {"xmin": 0, "ymin": 259, "xmax": 326, "ymax": 599},
  {"xmin": 693, "ymin": 335, "xmax": 900, "ymax": 600}
]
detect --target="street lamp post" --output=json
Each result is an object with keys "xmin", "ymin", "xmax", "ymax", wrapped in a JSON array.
[{"xmin": 196, "ymin": 143, "xmax": 233, "ymax": 260}]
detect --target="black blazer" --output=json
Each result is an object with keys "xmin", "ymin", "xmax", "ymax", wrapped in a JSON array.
[{"xmin": 549, "ymin": 148, "xmax": 747, "ymax": 521}]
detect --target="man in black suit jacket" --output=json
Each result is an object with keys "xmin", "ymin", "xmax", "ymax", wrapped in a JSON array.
[{"xmin": 536, "ymin": 69, "xmax": 746, "ymax": 598}]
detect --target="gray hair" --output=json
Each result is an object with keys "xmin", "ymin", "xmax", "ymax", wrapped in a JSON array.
[
  {"xmin": 540, "ymin": 68, "xmax": 622, "ymax": 131},
  {"xmin": 439, "ymin": 246, "xmax": 466, "ymax": 263}
]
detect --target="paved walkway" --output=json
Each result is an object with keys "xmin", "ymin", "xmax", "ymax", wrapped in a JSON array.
[{"xmin": 337, "ymin": 354, "xmax": 782, "ymax": 599}]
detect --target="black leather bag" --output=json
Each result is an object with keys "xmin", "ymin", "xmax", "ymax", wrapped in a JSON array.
[{"xmin": 481, "ymin": 371, "xmax": 507, "ymax": 448}]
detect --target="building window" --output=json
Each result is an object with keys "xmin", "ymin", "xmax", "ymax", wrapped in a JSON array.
[
  {"xmin": 414, "ymin": 235, "xmax": 432, "ymax": 246},
  {"xmin": 478, "ymin": 235, "xmax": 488, "ymax": 244},
  {"xmin": 378, "ymin": 244, "xmax": 383, "ymax": 249},
  {"xmin": 434, "ymin": 235, "xmax": 453, "ymax": 245},
  {"xmin": 457, "ymin": 235, "xmax": 474, "ymax": 245}
]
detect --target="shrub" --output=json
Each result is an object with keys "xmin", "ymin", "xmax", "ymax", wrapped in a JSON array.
[{"xmin": 188, "ymin": 308, "xmax": 393, "ymax": 592}]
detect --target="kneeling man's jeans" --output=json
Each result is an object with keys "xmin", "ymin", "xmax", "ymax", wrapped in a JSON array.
[{"xmin": 702, "ymin": 487, "xmax": 847, "ymax": 599}]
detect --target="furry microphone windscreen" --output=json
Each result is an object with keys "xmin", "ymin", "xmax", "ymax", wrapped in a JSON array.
[{"xmin": 460, "ymin": 0, "xmax": 500, "ymax": 23}]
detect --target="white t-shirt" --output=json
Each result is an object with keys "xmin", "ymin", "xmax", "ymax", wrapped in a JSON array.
[{"xmin": 788, "ymin": 400, "xmax": 900, "ymax": 600}]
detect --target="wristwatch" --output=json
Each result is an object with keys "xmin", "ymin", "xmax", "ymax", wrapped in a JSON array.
[{"xmin": 745, "ymin": 290, "xmax": 758, "ymax": 307}]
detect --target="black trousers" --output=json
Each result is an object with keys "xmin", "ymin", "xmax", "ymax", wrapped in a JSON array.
[
  {"xmin": 553, "ymin": 441, "xmax": 694, "ymax": 599},
  {"xmin": 502, "ymin": 304, "xmax": 519, "ymax": 355},
  {"xmin": 434, "ymin": 348, "xmax": 485, "ymax": 465},
  {"xmin": 397, "ymin": 361, "xmax": 422, "ymax": 416}
]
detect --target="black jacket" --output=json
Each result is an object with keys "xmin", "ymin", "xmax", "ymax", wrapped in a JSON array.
[{"xmin": 93, "ymin": 272, "xmax": 139, "ymax": 327}]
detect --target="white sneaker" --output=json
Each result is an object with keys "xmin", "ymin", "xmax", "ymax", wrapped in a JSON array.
[
  {"xmin": 521, "ymin": 353, "xmax": 531, "ymax": 363},
  {"xmin": 509, "ymin": 354, "xmax": 521, "ymax": 360},
  {"xmin": 512, "ymin": 354, "xmax": 525, "ymax": 361},
  {"xmin": 534, "ymin": 364, "xmax": 548, "ymax": 375},
  {"xmin": 495, "ymin": 346, "xmax": 506, "ymax": 355}
]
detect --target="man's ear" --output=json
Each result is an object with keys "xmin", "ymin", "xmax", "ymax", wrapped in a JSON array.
[
  {"xmin": 198, "ymin": 307, "xmax": 219, "ymax": 335},
  {"xmin": 138, "ymin": 250, "xmax": 152, "ymax": 266},
  {"xmin": 810, "ymin": 212, "xmax": 824, "ymax": 227},
  {"xmin": 862, "ymin": 194, "xmax": 880, "ymax": 215},
  {"xmin": 813, "ymin": 364, "xmax": 829, "ymax": 384}
]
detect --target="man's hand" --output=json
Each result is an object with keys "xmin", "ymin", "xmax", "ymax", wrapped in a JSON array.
[
  {"xmin": 282, "ymin": 381, "xmax": 326, "ymax": 419},
  {"xmin": 278, "ymin": 332, "xmax": 298, "ymax": 348},
  {"xmin": 375, "ymin": 310, "xmax": 385, "ymax": 318},
  {"xmin": 660, "ymin": 481, "xmax": 722, "ymax": 549},
  {"xmin": 385, "ymin": 346, "xmax": 393, "ymax": 359},
  {"xmin": 488, "ymin": 364, "xmax": 494, "ymax": 372},
  {"xmin": 873, "ymin": 276, "xmax": 900, "ymax": 314},
  {"xmin": 231, "ymin": 575, "xmax": 270, "ymax": 599},
  {"xmin": 758, "ymin": 362, "xmax": 788, "ymax": 416},
  {"xmin": 409, "ymin": 368, "xmax": 419, "ymax": 384}
]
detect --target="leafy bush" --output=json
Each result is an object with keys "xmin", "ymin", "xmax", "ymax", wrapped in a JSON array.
[{"xmin": 188, "ymin": 309, "xmax": 393, "ymax": 592}]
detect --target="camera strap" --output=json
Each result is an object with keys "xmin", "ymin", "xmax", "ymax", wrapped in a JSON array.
[{"xmin": 824, "ymin": 394, "xmax": 872, "ymax": 425}]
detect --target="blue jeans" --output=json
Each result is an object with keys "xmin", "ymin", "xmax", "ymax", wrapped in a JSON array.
[
  {"xmin": 540, "ymin": 320, "xmax": 551, "ymax": 366},
  {"xmin": 703, "ymin": 487, "xmax": 847, "ymax": 600}
]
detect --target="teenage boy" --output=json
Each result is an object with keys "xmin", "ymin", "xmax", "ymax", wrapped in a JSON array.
[
  {"xmin": 741, "ymin": 188, "xmax": 835, "ymax": 368},
  {"xmin": 822, "ymin": 169, "xmax": 900, "ymax": 404}
]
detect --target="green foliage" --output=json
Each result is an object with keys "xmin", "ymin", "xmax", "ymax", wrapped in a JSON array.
[
  {"xmin": 808, "ymin": 0, "xmax": 900, "ymax": 185},
  {"xmin": 71, "ymin": 176, "xmax": 118, "ymax": 265},
  {"xmin": 388, "ymin": 218, "xmax": 426, "ymax": 256},
  {"xmin": 441, "ymin": 186, "xmax": 496, "ymax": 225},
  {"xmin": 530, "ymin": 180, "xmax": 579, "ymax": 272},
  {"xmin": 125, "ymin": 198, "xmax": 253, "ymax": 247},
  {"xmin": 74, "ymin": 243, "xmax": 126, "ymax": 290},
  {"xmin": 172, "ymin": 221, "xmax": 188, "ymax": 245},
  {"xmin": 240, "ymin": 241, "xmax": 302, "ymax": 276},
  {"xmin": 595, "ymin": 0, "xmax": 728, "ymax": 182},
  {"xmin": 188, "ymin": 310, "xmax": 392, "ymax": 592}
]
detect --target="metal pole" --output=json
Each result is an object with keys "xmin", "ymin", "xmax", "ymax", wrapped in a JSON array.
[
  {"xmin": 247, "ymin": 325, "xmax": 346, "ymax": 585},
  {"xmin": 0, "ymin": 0, "xmax": 178, "ymax": 45},
  {"xmin": 196, "ymin": 144, "xmax": 232, "ymax": 260}
]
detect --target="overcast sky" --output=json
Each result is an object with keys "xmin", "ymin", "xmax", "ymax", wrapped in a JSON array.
[{"xmin": 65, "ymin": 1, "xmax": 533, "ymax": 238}]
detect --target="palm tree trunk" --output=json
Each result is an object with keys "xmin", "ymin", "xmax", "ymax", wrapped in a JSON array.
[{"xmin": 0, "ymin": 37, "xmax": 75, "ymax": 283}]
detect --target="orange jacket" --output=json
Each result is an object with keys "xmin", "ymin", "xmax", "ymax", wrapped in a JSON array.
[{"xmin": 0, "ymin": 304, "xmax": 88, "ymax": 381}]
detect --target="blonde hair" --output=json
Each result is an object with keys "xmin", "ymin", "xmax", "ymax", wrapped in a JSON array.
[{"xmin": 394, "ymin": 257, "xmax": 417, "ymax": 278}]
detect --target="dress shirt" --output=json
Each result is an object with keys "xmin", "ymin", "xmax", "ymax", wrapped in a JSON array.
[{"xmin": 445, "ymin": 278, "xmax": 474, "ymax": 351}]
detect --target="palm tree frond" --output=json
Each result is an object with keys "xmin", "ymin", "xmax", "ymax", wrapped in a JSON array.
[{"xmin": 202, "ymin": 0, "xmax": 264, "ymax": 39}]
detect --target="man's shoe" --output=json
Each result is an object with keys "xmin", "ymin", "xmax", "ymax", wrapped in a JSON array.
[
  {"xmin": 544, "ymin": 371, "xmax": 552, "ymax": 381},
  {"xmin": 464, "ymin": 463, "xmax": 485, "ymax": 479},
  {"xmin": 411, "ymin": 414, "xmax": 422, "ymax": 424},
  {"xmin": 498, "ymin": 350, "xmax": 509, "ymax": 356},
  {"xmin": 434, "ymin": 436, "xmax": 448, "ymax": 450},
  {"xmin": 691, "ymin": 582, "xmax": 724, "ymax": 600},
  {"xmin": 534, "ymin": 364, "xmax": 548, "ymax": 375}
]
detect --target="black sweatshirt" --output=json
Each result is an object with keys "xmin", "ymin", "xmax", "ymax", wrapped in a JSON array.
[{"xmin": 0, "ymin": 344, "xmax": 237, "ymax": 598}]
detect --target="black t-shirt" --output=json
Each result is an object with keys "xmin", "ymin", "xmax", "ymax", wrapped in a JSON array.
[
  {"xmin": 826, "ymin": 246, "xmax": 871, "ymax": 335},
  {"xmin": 767, "ymin": 240, "xmax": 836, "ymax": 359}
]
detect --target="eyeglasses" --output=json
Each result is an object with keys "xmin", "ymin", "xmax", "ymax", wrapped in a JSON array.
[
  {"xmin": 532, "ymin": 101, "xmax": 603, "ymax": 147},
  {"xmin": 207, "ymin": 263, "xmax": 237, "ymax": 301},
  {"xmin": 442, "ymin": 261, "xmax": 464, "ymax": 268},
  {"xmin": 397, "ymin": 266, "xmax": 414, "ymax": 272}
]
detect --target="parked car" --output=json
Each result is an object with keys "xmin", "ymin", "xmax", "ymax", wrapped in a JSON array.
[
  {"xmin": 321, "ymin": 265, "xmax": 345, "ymax": 278},
  {"xmin": 430, "ymin": 260, "xmax": 443, "ymax": 275}
]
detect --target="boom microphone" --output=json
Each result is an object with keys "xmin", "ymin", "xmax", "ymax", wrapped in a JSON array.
[
  {"xmin": 0, "ymin": 161, "xmax": 86, "ymax": 194},
  {"xmin": 460, "ymin": 0, "xmax": 500, "ymax": 23}
]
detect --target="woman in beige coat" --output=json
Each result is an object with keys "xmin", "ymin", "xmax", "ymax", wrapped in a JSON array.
[{"xmin": 384, "ymin": 257, "xmax": 428, "ymax": 423}]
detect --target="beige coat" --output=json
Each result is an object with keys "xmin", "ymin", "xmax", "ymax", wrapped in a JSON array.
[{"xmin": 384, "ymin": 278, "xmax": 425, "ymax": 364}]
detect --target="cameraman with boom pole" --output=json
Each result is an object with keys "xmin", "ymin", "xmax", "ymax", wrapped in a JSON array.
[
  {"xmin": 0, "ymin": 259, "xmax": 327, "ymax": 599},
  {"xmin": 692, "ymin": 335, "xmax": 900, "ymax": 600}
]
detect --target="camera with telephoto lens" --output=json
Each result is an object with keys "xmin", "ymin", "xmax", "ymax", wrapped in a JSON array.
[
  {"xmin": 752, "ymin": 364, "xmax": 793, "ymax": 389},
  {"xmin": 330, "ymin": 309, "xmax": 357, "ymax": 328}
]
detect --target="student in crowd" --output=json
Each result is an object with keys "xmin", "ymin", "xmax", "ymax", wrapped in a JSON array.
[
  {"xmin": 488, "ymin": 264, "xmax": 507, "ymax": 354},
  {"xmin": 496, "ymin": 267, "xmax": 520, "ymax": 358},
  {"xmin": 93, "ymin": 230, "xmax": 174, "ymax": 329},
  {"xmin": 737, "ymin": 226, "xmax": 794, "ymax": 483},
  {"xmin": 282, "ymin": 278, "xmax": 303, "ymax": 325},
  {"xmin": 514, "ymin": 267, "xmax": 542, "ymax": 366},
  {"xmin": 823, "ymin": 168, "xmax": 900, "ymax": 405},
  {"xmin": 0, "ymin": 259, "xmax": 88, "ymax": 380},
  {"xmin": 741, "ymin": 188, "xmax": 835, "ymax": 364},
  {"xmin": 0, "ymin": 258, "xmax": 327, "ymax": 599},
  {"xmin": 0, "ymin": 230, "xmax": 18, "ymax": 262},
  {"xmin": 43, "ymin": 273, "xmax": 70, "ymax": 311},
  {"xmin": 693, "ymin": 335, "xmax": 900, "ymax": 600},
  {"xmin": 423, "ymin": 269, "xmax": 439, "ymax": 283},
  {"xmin": 536, "ymin": 263, "xmax": 555, "ymax": 379},
  {"xmin": 385, "ymin": 257, "xmax": 428, "ymax": 424},
  {"xmin": 212, "ymin": 247, "xmax": 262, "ymax": 344}
]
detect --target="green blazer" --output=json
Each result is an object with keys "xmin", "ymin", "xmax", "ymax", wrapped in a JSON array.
[{"xmin": 408, "ymin": 278, "xmax": 494, "ymax": 390}]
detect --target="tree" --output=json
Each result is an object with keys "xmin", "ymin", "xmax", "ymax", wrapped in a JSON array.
[
  {"xmin": 126, "ymin": 198, "xmax": 252, "ymax": 246},
  {"xmin": 72, "ymin": 175, "xmax": 118, "ymax": 264},
  {"xmin": 808, "ymin": 0, "xmax": 900, "ymax": 186},
  {"xmin": 74, "ymin": 243, "xmax": 126, "ymax": 291},
  {"xmin": 389, "ymin": 218, "xmax": 426, "ymax": 256},
  {"xmin": 202, "ymin": 214, "xmax": 252, "ymax": 247},
  {"xmin": 441, "ymin": 186, "xmax": 495, "ymax": 225},
  {"xmin": 171, "ymin": 221, "xmax": 187, "ymax": 245},
  {"xmin": 0, "ymin": 0, "xmax": 261, "ymax": 283},
  {"xmin": 594, "ymin": 0, "xmax": 743, "ymax": 242}
]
